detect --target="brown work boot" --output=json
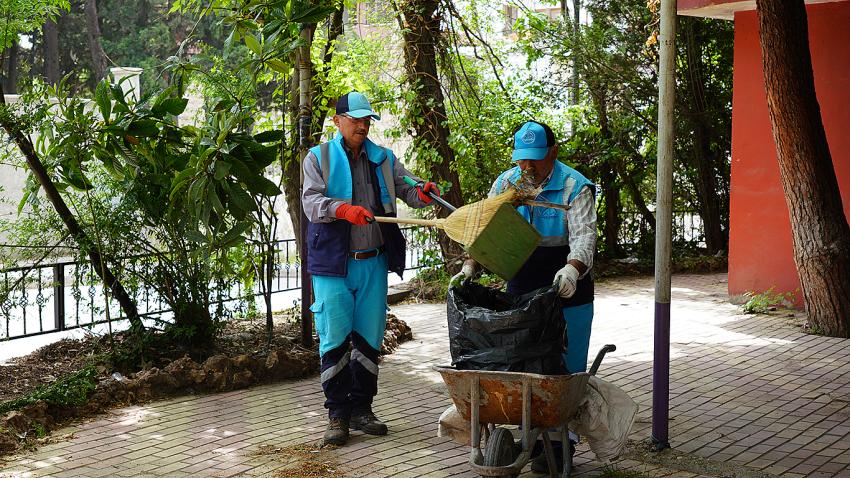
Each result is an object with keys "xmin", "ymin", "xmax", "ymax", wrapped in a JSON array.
[
  {"xmin": 323, "ymin": 417, "xmax": 350, "ymax": 446},
  {"xmin": 350, "ymin": 411, "xmax": 388, "ymax": 436}
]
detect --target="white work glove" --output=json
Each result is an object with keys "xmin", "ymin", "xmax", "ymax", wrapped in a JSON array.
[
  {"xmin": 553, "ymin": 263, "xmax": 580, "ymax": 299},
  {"xmin": 450, "ymin": 261, "xmax": 476, "ymax": 288}
]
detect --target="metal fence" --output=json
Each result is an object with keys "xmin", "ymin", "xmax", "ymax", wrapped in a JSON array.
[
  {"xmin": 0, "ymin": 227, "xmax": 439, "ymax": 342},
  {"xmin": 618, "ymin": 210, "xmax": 706, "ymax": 251}
]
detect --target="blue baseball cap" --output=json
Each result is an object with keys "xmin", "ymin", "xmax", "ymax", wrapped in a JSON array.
[
  {"xmin": 336, "ymin": 91, "xmax": 381, "ymax": 120},
  {"xmin": 512, "ymin": 121, "xmax": 555, "ymax": 161}
]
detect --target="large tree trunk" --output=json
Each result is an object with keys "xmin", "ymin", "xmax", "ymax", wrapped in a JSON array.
[
  {"xmin": 757, "ymin": 0, "xmax": 850, "ymax": 337},
  {"xmin": 3, "ymin": 41, "xmax": 18, "ymax": 94},
  {"xmin": 43, "ymin": 19, "xmax": 60, "ymax": 86},
  {"xmin": 397, "ymin": 0, "xmax": 465, "ymax": 269},
  {"xmin": 84, "ymin": 0, "xmax": 108, "ymax": 80},
  {"xmin": 682, "ymin": 18, "xmax": 727, "ymax": 253},
  {"xmin": 0, "ymin": 87, "xmax": 143, "ymax": 333}
]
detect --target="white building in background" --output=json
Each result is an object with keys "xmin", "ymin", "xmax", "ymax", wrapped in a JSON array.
[
  {"xmin": 1, "ymin": 67, "xmax": 148, "ymax": 228},
  {"xmin": 0, "ymin": 94, "xmax": 26, "ymax": 228}
]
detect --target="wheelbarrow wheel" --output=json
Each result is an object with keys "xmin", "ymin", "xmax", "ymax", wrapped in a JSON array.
[{"xmin": 483, "ymin": 427, "xmax": 517, "ymax": 475}]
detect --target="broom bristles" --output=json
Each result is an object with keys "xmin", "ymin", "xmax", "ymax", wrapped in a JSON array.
[
  {"xmin": 435, "ymin": 177, "xmax": 551, "ymax": 246},
  {"xmin": 442, "ymin": 191, "xmax": 517, "ymax": 245}
]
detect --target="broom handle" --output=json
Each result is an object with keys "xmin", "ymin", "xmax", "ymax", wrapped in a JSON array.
[
  {"xmin": 520, "ymin": 200, "xmax": 571, "ymax": 212},
  {"xmin": 403, "ymin": 176, "xmax": 457, "ymax": 212},
  {"xmin": 368, "ymin": 216, "xmax": 445, "ymax": 228}
]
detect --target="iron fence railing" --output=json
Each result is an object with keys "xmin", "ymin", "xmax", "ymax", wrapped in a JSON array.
[
  {"xmin": 0, "ymin": 211, "xmax": 705, "ymax": 342},
  {"xmin": 617, "ymin": 210, "xmax": 706, "ymax": 250},
  {"xmin": 0, "ymin": 226, "xmax": 439, "ymax": 341}
]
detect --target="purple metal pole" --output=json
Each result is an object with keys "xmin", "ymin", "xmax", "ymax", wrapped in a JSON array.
[{"xmin": 652, "ymin": 302, "xmax": 671, "ymax": 449}]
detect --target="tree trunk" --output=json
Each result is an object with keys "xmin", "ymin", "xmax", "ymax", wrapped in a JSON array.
[
  {"xmin": 84, "ymin": 0, "xmax": 108, "ymax": 80},
  {"xmin": 0, "ymin": 87, "xmax": 143, "ymax": 333},
  {"xmin": 279, "ymin": 10, "xmax": 344, "ymax": 253},
  {"xmin": 3, "ymin": 41, "xmax": 18, "ymax": 94},
  {"xmin": 589, "ymin": 87, "xmax": 622, "ymax": 256},
  {"xmin": 682, "ymin": 19, "xmax": 727, "ymax": 253},
  {"xmin": 137, "ymin": 0, "xmax": 150, "ymax": 26},
  {"xmin": 571, "ymin": 0, "xmax": 581, "ymax": 105},
  {"xmin": 618, "ymin": 152, "xmax": 656, "ymax": 229},
  {"xmin": 43, "ymin": 19, "xmax": 60, "ymax": 86},
  {"xmin": 397, "ymin": 0, "xmax": 465, "ymax": 269},
  {"xmin": 757, "ymin": 0, "xmax": 850, "ymax": 337}
]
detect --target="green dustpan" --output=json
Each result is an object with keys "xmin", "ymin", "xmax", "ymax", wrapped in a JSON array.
[{"xmin": 464, "ymin": 202, "xmax": 540, "ymax": 281}]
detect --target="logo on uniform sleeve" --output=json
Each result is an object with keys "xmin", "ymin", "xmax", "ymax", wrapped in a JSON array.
[{"xmin": 521, "ymin": 129, "xmax": 536, "ymax": 144}]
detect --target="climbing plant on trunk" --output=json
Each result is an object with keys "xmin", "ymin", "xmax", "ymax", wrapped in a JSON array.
[{"xmin": 395, "ymin": 0, "xmax": 465, "ymax": 268}]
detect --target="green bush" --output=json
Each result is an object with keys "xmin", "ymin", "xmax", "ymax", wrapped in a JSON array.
[{"xmin": 742, "ymin": 287, "xmax": 795, "ymax": 314}]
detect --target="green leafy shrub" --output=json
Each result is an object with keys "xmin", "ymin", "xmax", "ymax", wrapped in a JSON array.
[{"xmin": 742, "ymin": 287, "xmax": 795, "ymax": 314}]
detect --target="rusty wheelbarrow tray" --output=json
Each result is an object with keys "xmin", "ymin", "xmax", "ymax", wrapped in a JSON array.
[{"xmin": 434, "ymin": 344, "xmax": 616, "ymax": 478}]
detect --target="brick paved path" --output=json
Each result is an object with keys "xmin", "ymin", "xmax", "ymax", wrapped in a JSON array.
[{"xmin": 2, "ymin": 273, "xmax": 850, "ymax": 477}]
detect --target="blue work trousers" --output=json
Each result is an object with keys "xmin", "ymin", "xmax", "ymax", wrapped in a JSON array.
[
  {"xmin": 562, "ymin": 302, "xmax": 594, "ymax": 373},
  {"xmin": 311, "ymin": 254, "xmax": 388, "ymax": 419}
]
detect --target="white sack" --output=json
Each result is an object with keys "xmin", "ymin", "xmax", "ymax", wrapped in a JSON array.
[{"xmin": 569, "ymin": 375, "xmax": 638, "ymax": 462}]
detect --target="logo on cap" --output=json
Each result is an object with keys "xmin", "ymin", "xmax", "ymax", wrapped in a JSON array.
[{"xmin": 521, "ymin": 129, "xmax": 536, "ymax": 144}]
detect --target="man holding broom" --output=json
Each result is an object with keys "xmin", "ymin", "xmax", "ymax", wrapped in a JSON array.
[
  {"xmin": 302, "ymin": 91, "xmax": 441, "ymax": 446},
  {"xmin": 453, "ymin": 120, "xmax": 597, "ymax": 472}
]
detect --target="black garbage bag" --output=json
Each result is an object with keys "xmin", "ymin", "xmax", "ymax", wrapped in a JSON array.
[{"xmin": 447, "ymin": 283, "xmax": 567, "ymax": 374}]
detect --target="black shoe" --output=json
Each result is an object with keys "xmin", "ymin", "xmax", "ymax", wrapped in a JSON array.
[
  {"xmin": 350, "ymin": 411, "xmax": 388, "ymax": 436},
  {"xmin": 530, "ymin": 441, "xmax": 574, "ymax": 474},
  {"xmin": 323, "ymin": 417, "xmax": 350, "ymax": 445}
]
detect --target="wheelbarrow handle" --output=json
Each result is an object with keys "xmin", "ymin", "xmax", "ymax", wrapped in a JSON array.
[
  {"xmin": 588, "ymin": 344, "xmax": 617, "ymax": 376},
  {"xmin": 403, "ymin": 175, "xmax": 457, "ymax": 212}
]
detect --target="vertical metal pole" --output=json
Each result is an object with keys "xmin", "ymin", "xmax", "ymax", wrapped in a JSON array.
[
  {"xmin": 53, "ymin": 264, "xmax": 65, "ymax": 331},
  {"xmin": 652, "ymin": 0, "xmax": 676, "ymax": 451}
]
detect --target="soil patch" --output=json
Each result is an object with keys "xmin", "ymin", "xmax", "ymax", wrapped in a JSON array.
[
  {"xmin": 623, "ymin": 439, "xmax": 778, "ymax": 478},
  {"xmin": 0, "ymin": 313, "xmax": 412, "ymax": 459},
  {"xmin": 253, "ymin": 442, "xmax": 344, "ymax": 478}
]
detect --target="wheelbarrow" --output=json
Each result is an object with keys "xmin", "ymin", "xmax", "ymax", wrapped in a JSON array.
[{"xmin": 434, "ymin": 344, "xmax": 617, "ymax": 478}]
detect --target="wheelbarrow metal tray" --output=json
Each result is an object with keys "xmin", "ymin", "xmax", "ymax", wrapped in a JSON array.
[{"xmin": 435, "ymin": 366, "xmax": 589, "ymax": 429}]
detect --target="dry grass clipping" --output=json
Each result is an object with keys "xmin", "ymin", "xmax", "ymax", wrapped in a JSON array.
[{"xmin": 253, "ymin": 442, "xmax": 345, "ymax": 478}]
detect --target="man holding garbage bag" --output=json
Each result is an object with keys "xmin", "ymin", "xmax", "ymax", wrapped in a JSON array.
[
  {"xmin": 302, "ymin": 91, "xmax": 441, "ymax": 446},
  {"xmin": 452, "ymin": 120, "xmax": 596, "ymax": 472}
]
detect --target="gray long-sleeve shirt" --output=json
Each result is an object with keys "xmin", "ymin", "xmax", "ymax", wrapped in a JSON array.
[{"xmin": 302, "ymin": 141, "xmax": 430, "ymax": 251}]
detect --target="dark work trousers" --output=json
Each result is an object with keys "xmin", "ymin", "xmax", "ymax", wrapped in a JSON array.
[{"xmin": 320, "ymin": 332, "xmax": 381, "ymax": 420}]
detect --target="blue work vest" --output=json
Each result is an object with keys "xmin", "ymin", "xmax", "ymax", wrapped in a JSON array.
[
  {"xmin": 493, "ymin": 162, "xmax": 595, "ymax": 307},
  {"xmin": 306, "ymin": 134, "xmax": 406, "ymax": 278}
]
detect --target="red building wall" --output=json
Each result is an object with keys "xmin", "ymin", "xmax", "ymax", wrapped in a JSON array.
[{"xmin": 729, "ymin": 2, "xmax": 850, "ymax": 302}]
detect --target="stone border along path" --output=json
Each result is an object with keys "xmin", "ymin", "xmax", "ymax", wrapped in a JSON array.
[{"xmin": 2, "ymin": 273, "xmax": 850, "ymax": 478}]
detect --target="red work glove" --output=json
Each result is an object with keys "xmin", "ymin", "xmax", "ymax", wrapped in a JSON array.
[
  {"xmin": 416, "ymin": 182, "xmax": 441, "ymax": 204},
  {"xmin": 335, "ymin": 204, "xmax": 374, "ymax": 226}
]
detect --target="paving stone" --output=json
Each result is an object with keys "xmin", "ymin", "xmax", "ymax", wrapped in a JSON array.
[{"xmin": 1, "ymin": 274, "xmax": 848, "ymax": 477}]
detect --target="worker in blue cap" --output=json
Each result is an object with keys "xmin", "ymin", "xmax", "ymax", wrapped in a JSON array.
[
  {"xmin": 452, "ymin": 120, "xmax": 596, "ymax": 472},
  {"xmin": 302, "ymin": 91, "xmax": 441, "ymax": 446}
]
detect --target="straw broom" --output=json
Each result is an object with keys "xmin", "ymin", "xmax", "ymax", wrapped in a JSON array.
[
  {"xmin": 371, "ymin": 185, "xmax": 569, "ymax": 247},
  {"xmin": 371, "ymin": 195, "xmax": 510, "ymax": 247}
]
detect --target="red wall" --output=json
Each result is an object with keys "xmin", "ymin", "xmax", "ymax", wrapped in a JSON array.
[{"xmin": 729, "ymin": 2, "xmax": 850, "ymax": 303}]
